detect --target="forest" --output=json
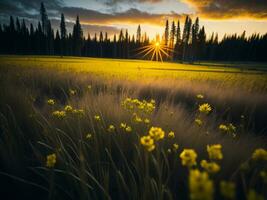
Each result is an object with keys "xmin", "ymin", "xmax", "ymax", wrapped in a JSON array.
[{"xmin": 0, "ymin": 2, "xmax": 266, "ymax": 62}]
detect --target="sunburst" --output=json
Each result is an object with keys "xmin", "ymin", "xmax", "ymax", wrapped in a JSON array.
[{"xmin": 136, "ymin": 41, "xmax": 174, "ymax": 62}]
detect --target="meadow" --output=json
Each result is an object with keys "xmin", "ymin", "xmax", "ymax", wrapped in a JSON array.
[{"xmin": 0, "ymin": 55, "xmax": 267, "ymax": 200}]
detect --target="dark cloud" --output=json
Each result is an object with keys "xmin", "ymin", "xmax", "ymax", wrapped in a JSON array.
[
  {"xmin": 50, "ymin": 19, "xmax": 120, "ymax": 36},
  {"xmin": 0, "ymin": 0, "xmax": 63, "ymax": 21},
  {"xmin": 103, "ymin": 0, "xmax": 163, "ymax": 6},
  {"xmin": 183, "ymin": 0, "xmax": 267, "ymax": 19},
  {"xmin": 61, "ymin": 7, "xmax": 184, "ymax": 25}
]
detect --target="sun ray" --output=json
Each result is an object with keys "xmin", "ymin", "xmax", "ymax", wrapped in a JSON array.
[{"xmin": 135, "ymin": 41, "xmax": 172, "ymax": 62}]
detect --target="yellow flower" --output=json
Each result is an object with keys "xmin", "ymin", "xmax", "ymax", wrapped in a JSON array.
[
  {"xmin": 64, "ymin": 105, "xmax": 73, "ymax": 112},
  {"xmin": 219, "ymin": 124, "xmax": 228, "ymax": 132},
  {"xmin": 168, "ymin": 131, "xmax": 175, "ymax": 139},
  {"xmin": 69, "ymin": 89, "xmax": 76, "ymax": 95},
  {"xmin": 195, "ymin": 118, "xmax": 203, "ymax": 126},
  {"xmin": 140, "ymin": 136, "xmax": 155, "ymax": 152},
  {"xmin": 201, "ymin": 160, "xmax": 220, "ymax": 174},
  {"xmin": 107, "ymin": 125, "xmax": 115, "ymax": 132},
  {"xmin": 86, "ymin": 133, "xmax": 92, "ymax": 139},
  {"xmin": 47, "ymin": 99, "xmax": 55, "ymax": 106},
  {"xmin": 247, "ymin": 189, "xmax": 264, "ymax": 200},
  {"xmin": 260, "ymin": 171, "xmax": 267, "ymax": 183},
  {"xmin": 180, "ymin": 149, "xmax": 197, "ymax": 167},
  {"xmin": 189, "ymin": 169, "xmax": 214, "ymax": 200},
  {"xmin": 134, "ymin": 115, "xmax": 142, "ymax": 123},
  {"xmin": 120, "ymin": 123, "xmax": 127, "ymax": 129},
  {"xmin": 46, "ymin": 153, "xmax": 56, "ymax": 168},
  {"xmin": 220, "ymin": 181, "xmax": 236, "ymax": 200},
  {"xmin": 94, "ymin": 115, "xmax": 101, "ymax": 121},
  {"xmin": 196, "ymin": 94, "xmax": 204, "ymax": 99},
  {"xmin": 52, "ymin": 111, "xmax": 66, "ymax": 119},
  {"xmin": 228, "ymin": 123, "xmax": 236, "ymax": 133},
  {"xmin": 72, "ymin": 109, "xmax": 85, "ymax": 116},
  {"xmin": 173, "ymin": 143, "xmax": 179, "ymax": 151},
  {"xmin": 87, "ymin": 85, "xmax": 92, "ymax": 90},
  {"xmin": 251, "ymin": 148, "xmax": 267, "ymax": 161},
  {"xmin": 199, "ymin": 103, "xmax": 212, "ymax": 114},
  {"xmin": 144, "ymin": 118, "xmax": 150, "ymax": 124},
  {"xmin": 125, "ymin": 126, "xmax": 132, "ymax": 132},
  {"xmin": 149, "ymin": 127, "xmax": 165, "ymax": 141},
  {"xmin": 207, "ymin": 144, "xmax": 223, "ymax": 160}
]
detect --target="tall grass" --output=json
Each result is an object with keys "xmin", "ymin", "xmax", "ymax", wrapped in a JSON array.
[{"xmin": 0, "ymin": 57, "xmax": 267, "ymax": 200}]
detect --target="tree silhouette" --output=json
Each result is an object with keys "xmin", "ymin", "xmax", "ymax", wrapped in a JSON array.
[{"xmin": 0, "ymin": 2, "xmax": 267, "ymax": 63}]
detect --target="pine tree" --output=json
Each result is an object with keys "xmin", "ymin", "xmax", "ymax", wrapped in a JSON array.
[
  {"xmin": 60, "ymin": 13, "xmax": 67, "ymax": 39},
  {"xmin": 113, "ymin": 34, "xmax": 117, "ymax": 58},
  {"xmin": 72, "ymin": 15, "xmax": 83, "ymax": 56},
  {"xmin": 170, "ymin": 21, "xmax": 175, "ymax": 49},
  {"xmin": 164, "ymin": 20, "xmax": 169, "ymax": 46},
  {"xmin": 40, "ymin": 2, "xmax": 48, "ymax": 35},
  {"xmin": 174, "ymin": 20, "xmax": 181, "ymax": 60},
  {"xmin": 136, "ymin": 25, "xmax": 141, "ymax": 44}
]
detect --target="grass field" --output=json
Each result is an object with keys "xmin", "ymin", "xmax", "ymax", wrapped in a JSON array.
[{"xmin": 0, "ymin": 55, "xmax": 267, "ymax": 200}]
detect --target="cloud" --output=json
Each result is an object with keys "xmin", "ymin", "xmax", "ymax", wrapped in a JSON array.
[
  {"xmin": 104, "ymin": 0, "xmax": 163, "ymax": 6},
  {"xmin": 50, "ymin": 19, "xmax": 121, "ymax": 36},
  {"xmin": 182, "ymin": 0, "xmax": 267, "ymax": 19},
  {"xmin": 61, "ymin": 7, "xmax": 184, "ymax": 25}
]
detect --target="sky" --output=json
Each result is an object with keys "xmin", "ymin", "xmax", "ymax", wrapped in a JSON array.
[{"xmin": 0, "ymin": 0, "xmax": 267, "ymax": 40}]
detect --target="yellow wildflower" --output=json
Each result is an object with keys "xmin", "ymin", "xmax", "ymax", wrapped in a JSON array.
[
  {"xmin": 134, "ymin": 116, "xmax": 142, "ymax": 123},
  {"xmin": 220, "ymin": 181, "xmax": 236, "ymax": 200},
  {"xmin": 251, "ymin": 148, "xmax": 267, "ymax": 161},
  {"xmin": 173, "ymin": 143, "xmax": 179, "ymax": 151},
  {"xmin": 94, "ymin": 115, "xmax": 101, "ymax": 121},
  {"xmin": 189, "ymin": 169, "xmax": 214, "ymax": 200},
  {"xmin": 125, "ymin": 126, "xmax": 132, "ymax": 132},
  {"xmin": 64, "ymin": 105, "xmax": 73, "ymax": 112},
  {"xmin": 195, "ymin": 118, "xmax": 203, "ymax": 126},
  {"xmin": 196, "ymin": 94, "xmax": 204, "ymax": 99},
  {"xmin": 69, "ymin": 89, "xmax": 76, "ymax": 95},
  {"xmin": 47, "ymin": 99, "xmax": 55, "ymax": 106},
  {"xmin": 86, "ymin": 133, "xmax": 92, "ymax": 139},
  {"xmin": 144, "ymin": 118, "xmax": 150, "ymax": 124},
  {"xmin": 107, "ymin": 125, "xmax": 115, "ymax": 132},
  {"xmin": 199, "ymin": 103, "xmax": 212, "ymax": 114},
  {"xmin": 180, "ymin": 149, "xmax": 197, "ymax": 167},
  {"xmin": 207, "ymin": 144, "xmax": 223, "ymax": 160},
  {"xmin": 219, "ymin": 124, "xmax": 228, "ymax": 132},
  {"xmin": 247, "ymin": 189, "xmax": 264, "ymax": 200},
  {"xmin": 140, "ymin": 136, "xmax": 155, "ymax": 152},
  {"xmin": 149, "ymin": 127, "xmax": 165, "ymax": 141},
  {"xmin": 46, "ymin": 153, "xmax": 56, "ymax": 168},
  {"xmin": 260, "ymin": 171, "xmax": 267, "ymax": 183},
  {"xmin": 72, "ymin": 109, "xmax": 85, "ymax": 116},
  {"xmin": 52, "ymin": 111, "xmax": 66, "ymax": 119},
  {"xmin": 168, "ymin": 131, "xmax": 175, "ymax": 139},
  {"xmin": 201, "ymin": 160, "xmax": 220, "ymax": 174},
  {"xmin": 120, "ymin": 123, "xmax": 127, "ymax": 129}
]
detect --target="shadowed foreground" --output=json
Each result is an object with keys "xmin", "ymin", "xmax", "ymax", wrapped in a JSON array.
[{"xmin": 0, "ymin": 56, "xmax": 267, "ymax": 200}]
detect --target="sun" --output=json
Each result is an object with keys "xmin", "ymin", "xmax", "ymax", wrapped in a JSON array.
[{"xmin": 136, "ymin": 41, "xmax": 173, "ymax": 62}]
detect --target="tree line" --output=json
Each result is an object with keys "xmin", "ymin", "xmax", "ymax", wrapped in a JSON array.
[{"xmin": 0, "ymin": 2, "xmax": 266, "ymax": 62}]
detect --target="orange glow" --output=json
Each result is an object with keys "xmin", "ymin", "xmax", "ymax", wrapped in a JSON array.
[{"xmin": 136, "ymin": 41, "xmax": 174, "ymax": 62}]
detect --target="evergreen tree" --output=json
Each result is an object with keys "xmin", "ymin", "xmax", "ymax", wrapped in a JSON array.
[
  {"xmin": 170, "ymin": 21, "xmax": 176, "ymax": 49},
  {"xmin": 136, "ymin": 25, "xmax": 141, "ymax": 44},
  {"xmin": 40, "ymin": 2, "xmax": 48, "ymax": 35},
  {"xmin": 60, "ymin": 13, "xmax": 67, "ymax": 55},
  {"xmin": 72, "ymin": 15, "xmax": 83, "ymax": 56},
  {"xmin": 164, "ymin": 20, "xmax": 169, "ymax": 46}
]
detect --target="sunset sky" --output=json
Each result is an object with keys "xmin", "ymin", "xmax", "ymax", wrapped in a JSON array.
[{"xmin": 1, "ymin": 0, "xmax": 267, "ymax": 40}]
